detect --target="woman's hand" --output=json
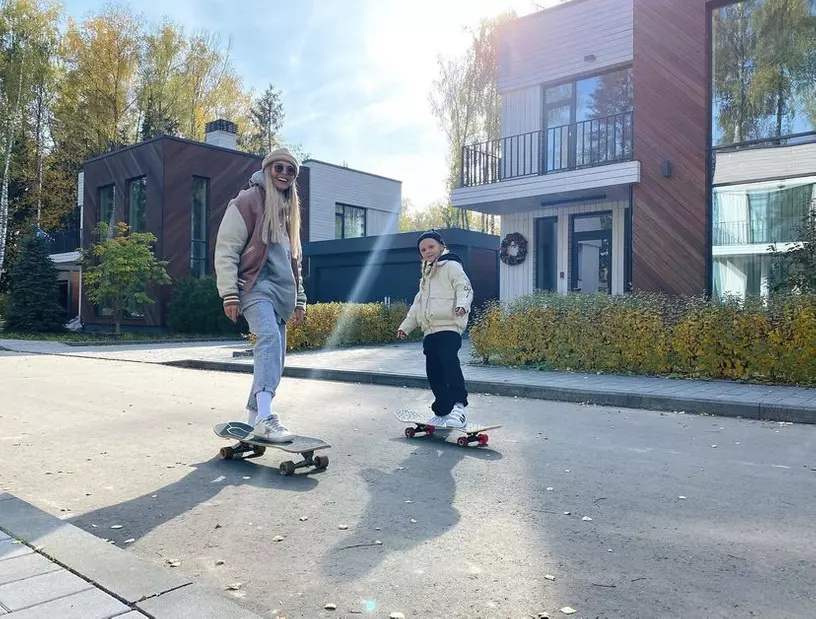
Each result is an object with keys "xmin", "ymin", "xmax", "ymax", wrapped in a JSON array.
[
  {"xmin": 454, "ymin": 307, "xmax": 467, "ymax": 317},
  {"xmin": 292, "ymin": 307, "xmax": 306, "ymax": 326},
  {"xmin": 224, "ymin": 304, "xmax": 240, "ymax": 323},
  {"xmin": 397, "ymin": 329, "xmax": 408, "ymax": 340}
]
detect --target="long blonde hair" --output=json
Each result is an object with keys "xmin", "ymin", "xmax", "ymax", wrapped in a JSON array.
[{"xmin": 261, "ymin": 164, "xmax": 301, "ymax": 259}]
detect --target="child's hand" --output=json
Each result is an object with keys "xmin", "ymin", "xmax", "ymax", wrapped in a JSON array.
[
  {"xmin": 454, "ymin": 307, "xmax": 466, "ymax": 317},
  {"xmin": 397, "ymin": 329, "xmax": 408, "ymax": 340}
]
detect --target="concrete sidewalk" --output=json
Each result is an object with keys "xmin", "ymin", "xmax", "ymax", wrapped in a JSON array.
[
  {"xmin": 2, "ymin": 337, "xmax": 815, "ymax": 423},
  {"xmin": 0, "ymin": 493, "xmax": 263, "ymax": 619}
]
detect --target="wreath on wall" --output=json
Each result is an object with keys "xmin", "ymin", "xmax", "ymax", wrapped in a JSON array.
[{"xmin": 499, "ymin": 232, "xmax": 528, "ymax": 266}]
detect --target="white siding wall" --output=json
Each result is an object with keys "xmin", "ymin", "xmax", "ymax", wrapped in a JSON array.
[
  {"xmin": 713, "ymin": 143, "xmax": 816, "ymax": 186},
  {"xmin": 501, "ymin": 87, "xmax": 543, "ymax": 136},
  {"xmin": 305, "ymin": 161, "xmax": 402, "ymax": 242},
  {"xmin": 497, "ymin": 0, "xmax": 634, "ymax": 94},
  {"xmin": 499, "ymin": 199, "xmax": 629, "ymax": 302}
]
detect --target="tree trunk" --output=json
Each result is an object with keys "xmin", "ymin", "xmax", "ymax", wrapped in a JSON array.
[{"xmin": 0, "ymin": 35, "xmax": 25, "ymax": 275}]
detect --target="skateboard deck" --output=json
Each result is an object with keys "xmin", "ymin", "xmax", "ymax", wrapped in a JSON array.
[
  {"xmin": 213, "ymin": 421, "xmax": 330, "ymax": 475},
  {"xmin": 393, "ymin": 409, "xmax": 501, "ymax": 447}
]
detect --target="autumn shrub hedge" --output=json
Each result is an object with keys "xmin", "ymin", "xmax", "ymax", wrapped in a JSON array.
[{"xmin": 469, "ymin": 291, "xmax": 816, "ymax": 386}]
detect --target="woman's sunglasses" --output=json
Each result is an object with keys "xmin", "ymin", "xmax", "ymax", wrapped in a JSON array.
[{"xmin": 273, "ymin": 163, "xmax": 297, "ymax": 176}]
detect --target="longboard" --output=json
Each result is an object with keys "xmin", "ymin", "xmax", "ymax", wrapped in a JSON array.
[
  {"xmin": 394, "ymin": 409, "xmax": 501, "ymax": 447},
  {"xmin": 213, "ymin": 421, "xmax": 330, "ymax": 476}
]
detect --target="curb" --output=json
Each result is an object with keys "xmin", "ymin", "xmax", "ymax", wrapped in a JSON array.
[
  {"xmin": 162, "ymin": 359, "xmax": 816, "ymax": 425},
  {"xmin": 0, "ymin": 493, "xmax": 264, "ymax": 619}
]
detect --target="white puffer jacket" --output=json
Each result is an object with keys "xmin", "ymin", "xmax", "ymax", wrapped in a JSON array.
[{"xmin": 398, "ymin": 252, "xmax": 474, "ymax": 336}]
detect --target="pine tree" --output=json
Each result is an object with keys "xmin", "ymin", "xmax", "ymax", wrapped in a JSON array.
[{"xmin": 4, "ymin": 233, "xmax": 65, "ymax": 332}]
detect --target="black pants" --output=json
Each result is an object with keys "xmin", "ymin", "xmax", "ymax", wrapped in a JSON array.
[{"xmin": 423, "ymin": 331, "xmax": 468, "ymax": 416}]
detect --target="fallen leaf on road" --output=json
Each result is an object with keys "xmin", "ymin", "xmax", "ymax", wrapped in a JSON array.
[
  {"xmin": 536, "ymin": 613, "xmax": 550, "ymax": 619},
  {"xmin": 338, "ymin": 525, "xmax": 349, "ymax": 530},
  {"xmin": 544, "ymin": 574, "xmax": 556, "ymax": 581},
  {"xmin": 167, "ymin": 560, "xmax": 181, "ymax": 567},
  {"xmin": 711, "ymin": 445, "xmax": 718, "ymax": 448},
  {"xmin": 324, "ymin": 603, "xmax": 337, "ymax": 610},
  {"xmin": 124, "ymin": 539, "xmax": 135, "ymax": 544},
  {"xmin": 678, "ymin": 496, "xmax": 687, "ymax": 500},
  {"xmin": 273, "ymin": 536, "xmax": 285, "ymax": 542},
  {"xmin": 560, "ymin": 607, "xmax": 577, "ymax": 615},
  {"xmin": 409, "ymin": 519, "xmax": 418, "ymax": 524},
  {"xmin": 563, "ymin": 512, "xmax": 571, "ymax": 516},
  {"xmin": 227, "ymin": 583, "xmax": 242, "ymax": 591},
  {"xmin": 582, "ymin": 516, "xmax": 593, "ymax": 522},
  {"xmin": 110, "ymin": 525, "xmax": 123, "ymax": 530},
  {"xmin": 546, "ymin": 487, "xmax": 554, "ymax": 491},
  {"xmin": 215, "ymin": 560, "xmax": 225, "ymax": 566},
  {"xmin": 390, "ymin": 613, "xmax": 405, "ymax": 619},
  {"xmin": 299, "ymin": 516, "xmax": 308, "ymax": 521}
]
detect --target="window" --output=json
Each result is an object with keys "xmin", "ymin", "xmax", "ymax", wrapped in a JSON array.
[
  {"xmin": 128, "ymin": 177, "xmax": 147, "ymax": 232},
  {"xmin": 712, "ymin": 0, "xmax": 816, "ymax": 147},
  {"xmin": 335, "ymin": 204, "xmax": 366, "ymax": 239},
  {"xmin": 98, "ymin": 185, "xmax": 115, "ymax": 235},
  {"xmin": 543, "ymin": 67, "xmax": 634, "ymax": 171},
  {"xmin": 191, "ymin": 176, "xmax": 209, "ymax": 277}
]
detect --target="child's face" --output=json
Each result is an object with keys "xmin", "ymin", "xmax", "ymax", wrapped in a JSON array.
[{"xmin": 419, "ymin": 238, "xmax": 444, "ymax": 262}]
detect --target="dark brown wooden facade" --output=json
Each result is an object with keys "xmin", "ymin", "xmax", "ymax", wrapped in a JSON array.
[
  {"xmin": 631, "ymin": 0, "xmax": 710, "ymax": 295},
  {"xmin": 80, "ymin": 136, "xmax": 311, "ymax": 330}
]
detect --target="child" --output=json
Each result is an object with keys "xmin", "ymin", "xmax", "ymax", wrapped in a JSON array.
[
  {"xmin": 214, "ymin": 147, "xmax": 307, "ymax": 442},
  {"xmin": 397, "ymin": 230, "xmax": 474, "ymax": 428}
]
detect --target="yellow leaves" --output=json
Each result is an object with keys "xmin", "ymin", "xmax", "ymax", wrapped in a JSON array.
[{"xmin": 469, "ymin": 293, "xmax": 816, "ymax": 386}]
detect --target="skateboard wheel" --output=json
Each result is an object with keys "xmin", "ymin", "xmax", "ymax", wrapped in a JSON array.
[
  {"xmin": 279, "ymin": 461, "xmax": 296, "ymax": 476},
  {"xmin": 477, "ymin": 433, "xmax": 489, "ymax": 446},
  {"xmin": 313, "ymin": 455, "xmax": 329, "ymax": 470},
  {"xmin": 405, "ymin": 427, "xmax": 416, "ymax": 438},
  {"xmin": 219, "ymin": 446, "xmax": 234, "ymax": 460},
  {"xmin": 457, "ymin": 436, "xmax": 469, "ymax": 448},
  {"xmin": 425, "ymin": 425, "xmax": 436, "ymax": 436},
  {"xmin": 252, "ymin": 446, "xmax": 266, "ymax": 457}
]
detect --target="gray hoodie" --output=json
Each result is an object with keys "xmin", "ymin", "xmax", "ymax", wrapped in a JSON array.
[{"xmin": 238, "ymin": 170, "xmax": 299, "ymax": 322}]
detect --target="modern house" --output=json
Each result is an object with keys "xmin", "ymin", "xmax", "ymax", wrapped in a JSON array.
[
  {"xmin": 49, "ymin": 120, "xmax": 402, "ymax": 331},
  {"xmin": 451, "ymin": 0, "xmax": 816, "ymax": 302}
]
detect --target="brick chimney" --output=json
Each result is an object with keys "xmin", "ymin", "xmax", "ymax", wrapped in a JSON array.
[{"xmin": 205, "ymin": 119, "xmax": 238, "ymax": 150}]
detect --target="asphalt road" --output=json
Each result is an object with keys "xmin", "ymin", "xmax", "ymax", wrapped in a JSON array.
[{"xmin": 1, "ymin": 353, "xmax": 815, "ymax": 619}]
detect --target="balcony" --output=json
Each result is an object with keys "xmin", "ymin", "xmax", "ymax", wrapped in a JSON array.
[
  {"xmin": 46, "ymin": 229, "xmax": 81, "ymax": 255},
  {"xmin": 460, "ymin": 112, "xmax": 634, "ymax": 188},
  {"xmin": 713, "ymin": 220, "xmax": 801, "ymax": 247}
]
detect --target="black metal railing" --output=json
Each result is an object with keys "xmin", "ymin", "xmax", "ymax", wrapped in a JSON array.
[
  {"xmin": 460, "ymin": 112, "xmax": 633, "ymax": 187},
  {"xmin": 712, "ymin": 219, "xmax": 801, "ymax": 246},
  {"xmin": 46, "ymin": 229, "xmax": 81, "ymax": 254}
]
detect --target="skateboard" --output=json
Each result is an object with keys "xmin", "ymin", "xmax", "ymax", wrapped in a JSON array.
[
  {"xmin": 213, "ymin": 421, "xmax": 330, "ymax": 476},
  {"xmin": 393, "ymin": 409, "xmax": 501, "ymax": 447}
]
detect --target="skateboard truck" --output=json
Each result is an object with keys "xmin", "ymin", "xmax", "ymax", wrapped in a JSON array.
[
  {"xmin": 278, "ymin": 450, "xmax": 329, "ymax": 476},
  {"xmin": 404, "ymin": 424, "xmax": 489, "ymax": 447}
]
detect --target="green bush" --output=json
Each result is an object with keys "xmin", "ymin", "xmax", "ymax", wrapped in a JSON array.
[
  {"xmin": 168, "ymin": 277, "xmax": 246, "ymax": 335},
  {"xmin": 470, "ymin": 291, "xmax": 816, "ymax": 386},
  {"xmin": 286, "ymin": 301, "xmax": 419, "ymax": 351},
  {"xmin": 4, "ymin": 235, "xmax": 66, "ymax": 333}
]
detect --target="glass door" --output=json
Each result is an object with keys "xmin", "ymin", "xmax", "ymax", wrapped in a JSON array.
[{"xmin": 570, "ymin": 213, "xmax": 613, "ymax": 294}]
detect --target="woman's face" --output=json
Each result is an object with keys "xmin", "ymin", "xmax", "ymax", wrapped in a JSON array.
[{"xmin": 269, "ymin": 161, "xmax": 297, "ymax": 192}]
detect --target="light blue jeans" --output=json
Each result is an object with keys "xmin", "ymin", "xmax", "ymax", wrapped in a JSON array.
[{"xmin": 242, "ymin": 300, "xmax": 287, "ymax": 412}]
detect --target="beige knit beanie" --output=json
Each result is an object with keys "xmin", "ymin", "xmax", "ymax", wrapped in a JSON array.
[{"xmin": 262, "ymin": 147, "xmax": 300, "ymax": 176}]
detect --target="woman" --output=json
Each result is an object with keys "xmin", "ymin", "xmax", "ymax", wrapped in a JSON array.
[{"xmin": 214, "ymin": 147, "xmax": 306, "ymax": 442}]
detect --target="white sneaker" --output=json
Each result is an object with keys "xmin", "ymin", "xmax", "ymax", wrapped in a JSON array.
[
  {"xmin": 252, "ymin": 414, "xmax": 293, "ymax": 443},
  {"xmin": 425, "ymin": 415, "xmax": 449, "ymax": 427},
  {"xmin": 445, "ymin": 405, "xmax": 467, "ymax": 429}
]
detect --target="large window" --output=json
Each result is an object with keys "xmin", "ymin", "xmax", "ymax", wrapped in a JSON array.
[
  {"xmin": 543, "ymin": 67, "xmax": 634, "ymax": 171},
  {"xmin": 191, "ymin": 176, "xmax": 209, "ymax": 277},
  {"xmin": 99, "ymin": 185, "xmax": 115, "ymax": 234},
  {"xmin": 713, "ymin": 178, "xmax": 815, "ymax": 247},
  {"xmin": 335, "ymin": 204, "xmax": 366, "ymax": 239},
  {"xmin": 128, "ymin": 176, "xmax": 147, "ymax": 232},
  {"xmin": 712, "ymin": 0, "xmax": 816, "ymax": 147}
]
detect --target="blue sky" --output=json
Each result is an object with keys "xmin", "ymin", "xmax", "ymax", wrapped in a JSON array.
[{"xmin": 61, "ymin": 0, "xmax": 548, "ymax": 210}]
